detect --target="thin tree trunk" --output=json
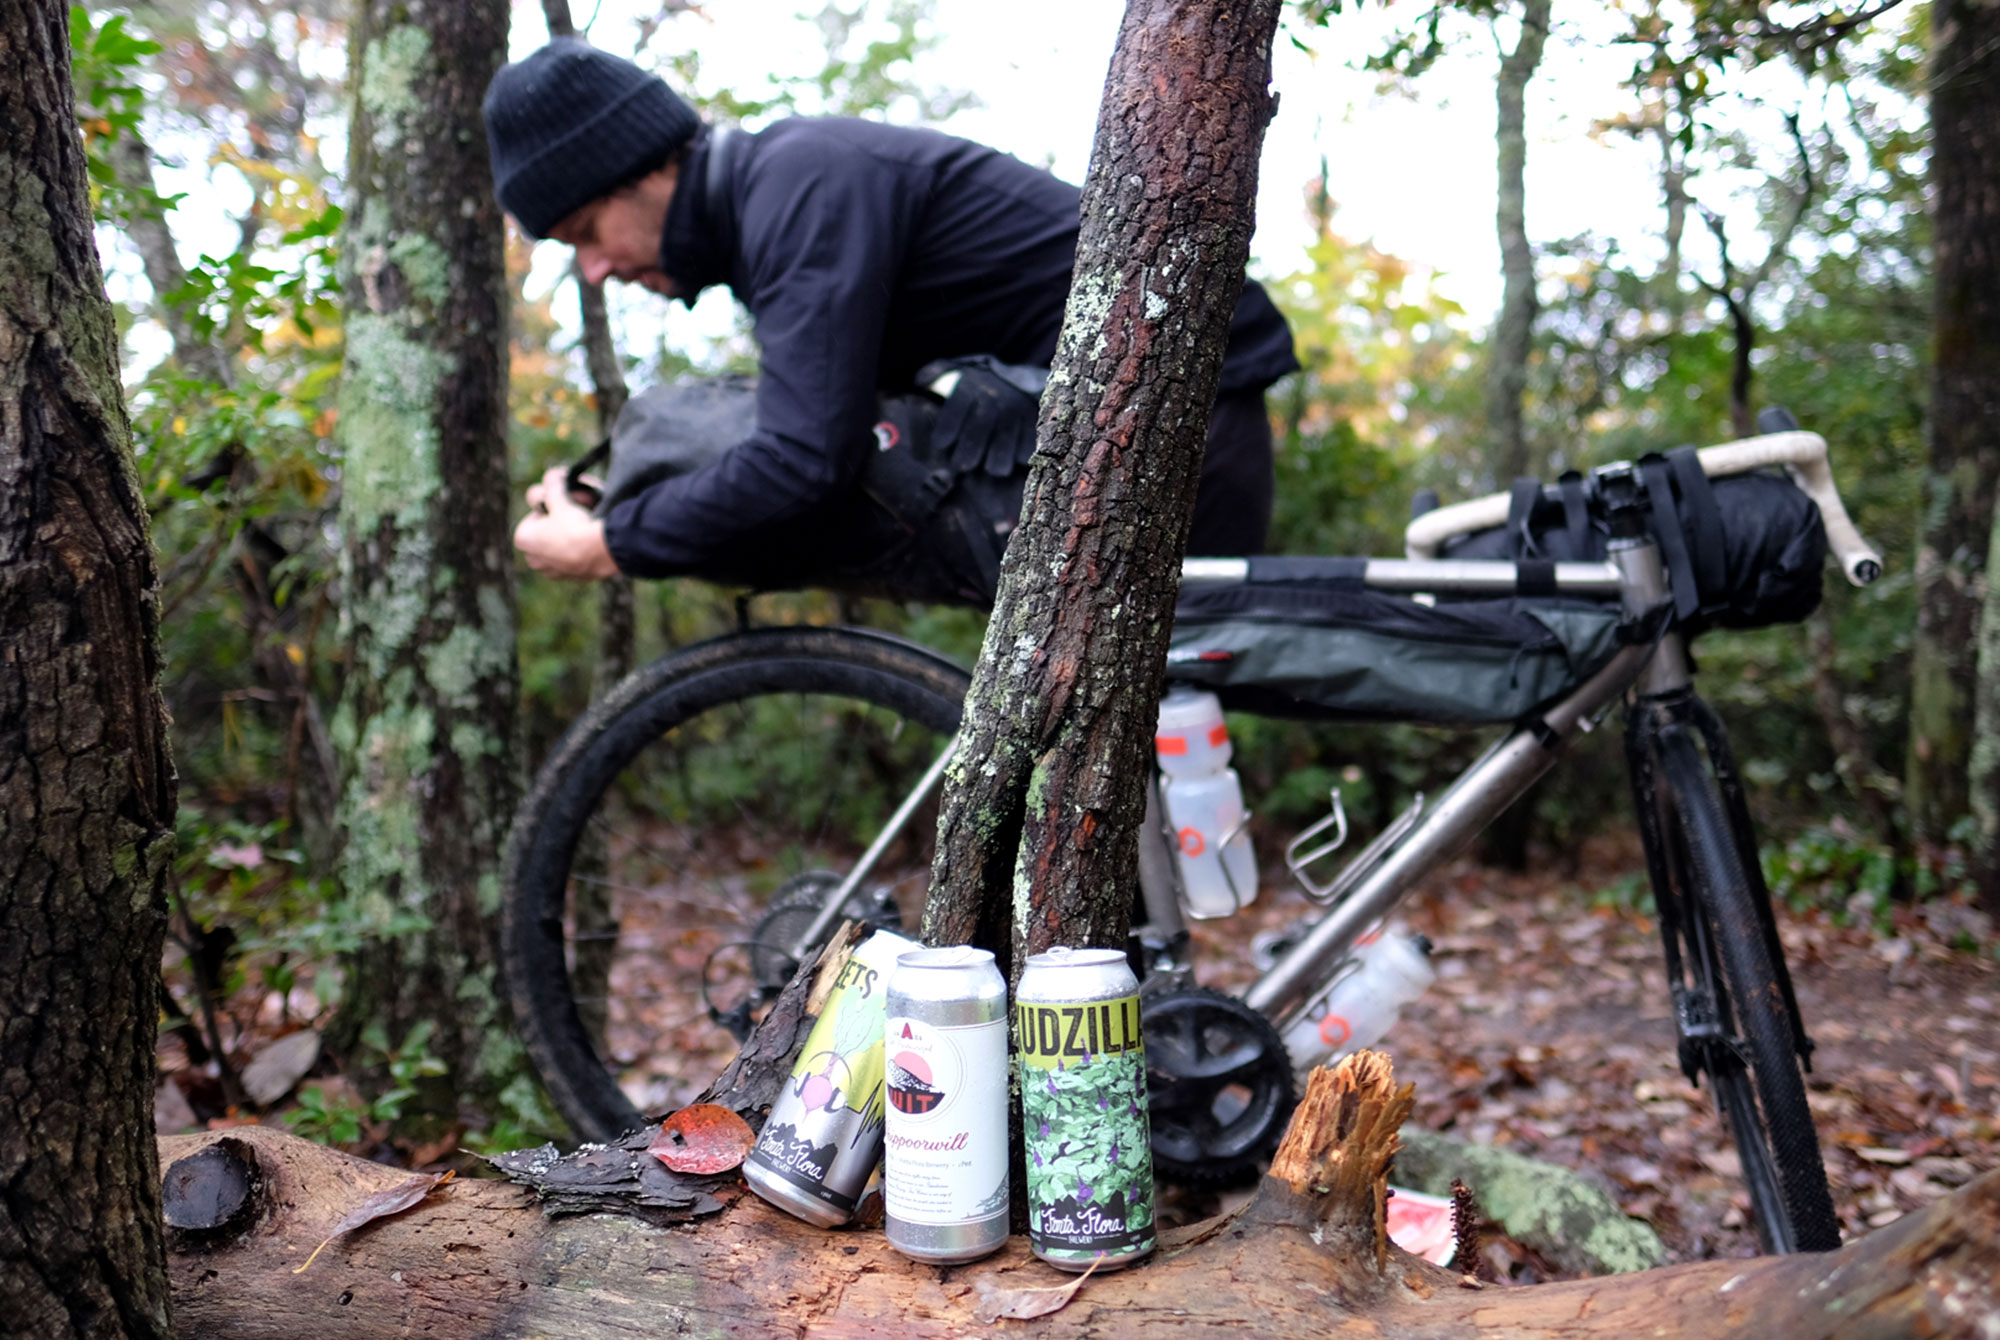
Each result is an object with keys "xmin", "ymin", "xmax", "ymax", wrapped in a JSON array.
[
  {"xmin": 331, "ymin": 0, "xmax": 523, "ymax": 1109},
  {"xmin": 1654, "ymin": 113, "xmax": 1689, "ymax": 329},
  {"xmin": 539, "ymin": 0, "xmax": 636, "ymax": 1052},
  {"xmin": 0, "ymin": 4, "xmax": 176, "ymax": 1335},
  {"xmin": 1808, "ymin": 608, "xmax": 1902, "ymax": 843},
  {"xmin": 921, "ymin": 0, "xmax": 1282, "ymax": 975},
  {"xmin": 1941, "ymin": 0, "xmax": 2000, "ymax": 906},
  {"xmin": 1487, "ymin": 0, "xmax": 1551, "ymax": 485}
]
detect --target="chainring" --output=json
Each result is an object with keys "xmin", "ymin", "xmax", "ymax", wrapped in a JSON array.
[
  {"xmin": 747, "ymin": 871, "xmax": 902, "ymax": 993},
  {"xmin": 1143, "ymin": 986, "xmax": 1297, "ymax": 1184}
]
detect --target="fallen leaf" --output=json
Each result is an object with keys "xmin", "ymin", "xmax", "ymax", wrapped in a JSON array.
[
  {"xmin": 648, "ymin": 1103, "xmax": 755, "ymax": 1175},
  {"xmin": 1854, "ymin": 1146, "xmax": 1913, "ymax": 1165},
  {"xmin": 240, "ymin": 1030, "xmax": 321, "ymax": 1107},
  {"xmin": 293, "ymin": 1170, "xmax": 454, "ymax": 1273},
  {"xmin": 972, "ymin": 1256, "xmax": 1102, "ymax": 1322}
]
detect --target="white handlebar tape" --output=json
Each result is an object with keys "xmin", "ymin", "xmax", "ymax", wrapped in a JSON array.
[{"xmin": 1401, "ymin": 431, "xmax": 1882, "ymax": 587}]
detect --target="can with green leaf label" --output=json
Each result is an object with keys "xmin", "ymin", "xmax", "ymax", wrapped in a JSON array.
[{"xmin": 1016, "ymin": 946, "xmax": 1156, "ymax": 1271}]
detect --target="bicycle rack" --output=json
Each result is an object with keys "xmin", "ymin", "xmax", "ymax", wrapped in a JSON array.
[{"xmin": 1288, "ymin": 789, "xmax": 1427, "ymax": 905}]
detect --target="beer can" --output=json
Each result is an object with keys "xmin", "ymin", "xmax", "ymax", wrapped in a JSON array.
[
  {"xmin": 1017, "ymin": 946, "xmax": 1156, "ymax": 1271},
  {"xmin": 882, "ymin": 946, "xmax": 1010, "ymax": 1262},
  {"xmin": 744, "ymin": 928, "xmax": 918, "ymax": 1226}
]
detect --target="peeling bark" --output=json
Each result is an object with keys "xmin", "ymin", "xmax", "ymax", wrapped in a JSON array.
[
  {"xmin": 0, "ymin": 4, "xmax": 176, "ymax": 1335},
  {"xmin": 922, "ymin": 0, "xmax": 1284, "ymax": 979},
  {"xmin": 330, "ymin": 0, "xmax": 523, "ymax": 1107}
]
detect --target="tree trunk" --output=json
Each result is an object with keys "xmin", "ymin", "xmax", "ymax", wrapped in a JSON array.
[
  {"xmin": 1945, "ymin": 0, "xmax": 2000, "ymax": 906},
  {"xmin": 1911, "ymin": 0, "xmax": 2000, "ymax": 847},
  {"xmin": 331, "ymin": 0, "xmax": 523, "ymax": 1109},
  {"xmin": 1487, "ymin": 0, "xmax": 1550, "ymax": 485},
  {"xmin": 157, "ymin": 1071, "xmax": 2000, "ymax": 1339},
  {"xmin": 0, "ymin": 4, "xmax": 176, "ymax": 1336},
  {"xmin": 921, "ymin": 0, "xmax": 1282, "ymax": 974}
]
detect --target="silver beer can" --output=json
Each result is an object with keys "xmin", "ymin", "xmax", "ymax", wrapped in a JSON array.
[
  {"xmin": 744, "ymin": 928, "xmax": 919, "ymax": 1227},
  {"xmin": 883, "ymin": 945, "xmax": 1011, "ymax": 1263},
  {"xmin": 1017, "ymin": 946, "xmax": 1156, "ymax": 1271}
]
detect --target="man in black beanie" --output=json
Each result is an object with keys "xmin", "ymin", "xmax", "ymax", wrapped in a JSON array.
[{"xmin": 487, "ymin": 37, "xmax": 1298, "ymax": 601}]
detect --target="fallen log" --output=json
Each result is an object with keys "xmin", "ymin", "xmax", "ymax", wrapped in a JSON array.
[{"xmin": 162, "ymin": 1055, "xmax": 2000, "ymax": 1339}]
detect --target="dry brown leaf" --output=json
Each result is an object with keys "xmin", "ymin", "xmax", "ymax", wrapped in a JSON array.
[
  {"xmin": 292, "ymin": 1169, "xmax": 455, "ymax": 1273},
  {"xmin": 971, "ymin": 1256, "xmax": 1102, "ymax": 1323}
]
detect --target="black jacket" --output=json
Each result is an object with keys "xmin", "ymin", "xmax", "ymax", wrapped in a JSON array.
[{"xmin": 602, "ymin": 117, "xmax": 1299, "ymax": 577}]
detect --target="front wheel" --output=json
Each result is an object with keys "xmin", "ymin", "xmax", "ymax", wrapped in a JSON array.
[
  {"xmin": 1656, "ymin": 725, "xmax": 1841, "ymax": 1252},
  {"xmin": 502, "ymin": 627, "xmax": 969, "ymax": 1142}
]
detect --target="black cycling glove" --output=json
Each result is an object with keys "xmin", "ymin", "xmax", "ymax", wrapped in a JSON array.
[{"xmin": 928, "ymin": 359, "xmax": 1042, "ymax": 478}]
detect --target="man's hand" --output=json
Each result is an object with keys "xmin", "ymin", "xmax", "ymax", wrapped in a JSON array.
[{"xmin": 517, "ymin": 466, "xmax": 620, "ymax": 580}]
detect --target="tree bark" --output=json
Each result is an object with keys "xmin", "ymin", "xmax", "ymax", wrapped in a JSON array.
[
  {"xmin": 0, "ymin": 4, "xmax": 177, "ymax": 1336},
  {"xmin": 1947, "ymin": 0, "xmax": 2000, "ymax": 905},
  {"xmin": 1912, "ymin": 0, "xmax": 2000, "ymax": 848},
  {"xmin": 1487, "ymin": 0, "xmax": 1550, "ymax": 485},
  {"xmin": 157, "ymin": 1073, "xmax": 2000, "ymax": 1339},
  {"xmin": 921, "ymin": 0, "xmax": 1282, "ymax": 976},
  {"xmin": 331, "ymin": 0, "xmax": 524, "ymax": 1109}
]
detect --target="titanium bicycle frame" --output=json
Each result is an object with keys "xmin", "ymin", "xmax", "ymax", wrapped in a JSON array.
[{"xmin": 789, "ymin": 436, "xmax": 1879, "ymax": 1063}]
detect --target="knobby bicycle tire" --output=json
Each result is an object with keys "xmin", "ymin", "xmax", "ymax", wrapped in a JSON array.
[
  {"xmin": 1657, "ymin": 726, "xmax": 1842, "ymax": 1252},
  {"xmin": 502, "ymin": 627, "xmax": 970, "ymax": 1142}
]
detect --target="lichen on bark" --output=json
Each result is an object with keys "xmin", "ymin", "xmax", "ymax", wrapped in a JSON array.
[{"xmin": 330, "ymin": 0, "xmax": 522, "ymax": 1113}]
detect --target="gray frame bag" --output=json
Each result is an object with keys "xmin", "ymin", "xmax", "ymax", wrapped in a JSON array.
[{"xmin": 573, "ymin": 362, "xmax": 1042, "ymax": 606}]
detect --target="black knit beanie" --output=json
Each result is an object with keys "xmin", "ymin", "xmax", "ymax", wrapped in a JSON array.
[{"xmin": 483, "ymin": 38, "xmax": 702, "ymax": 239}]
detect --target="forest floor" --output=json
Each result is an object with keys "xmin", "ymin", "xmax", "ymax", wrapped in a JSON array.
[
  {"xmin": 1192, "ymin": 831, "xmax": 2000, "ymax": 1268},
  {"xmin": 156, "ymin": 832, "xmax": 2000, "ymax": 1277}
]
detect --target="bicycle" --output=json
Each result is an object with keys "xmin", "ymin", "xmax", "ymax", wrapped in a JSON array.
[{"xmin": 501, "ymin": 412, "xmax": 1880, "ymax": 1256}]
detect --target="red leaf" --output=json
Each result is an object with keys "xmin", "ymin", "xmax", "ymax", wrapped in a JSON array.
[{"xmin": 649, "ymin": 1103, "xmax": 755, "ymax": 1175}]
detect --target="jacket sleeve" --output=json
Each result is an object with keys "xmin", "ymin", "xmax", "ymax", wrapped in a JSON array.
[{"xmin": 602, "ymin": 136, "xmax": 911, "ymax": 576}]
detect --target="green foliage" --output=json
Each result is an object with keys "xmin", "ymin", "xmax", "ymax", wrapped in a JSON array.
[
  {"xmin": 1763, "ymin": 823, "xmax": 1899, "ymax": 919},
  {"xmin": 285, "ymin": 1082, "xmax": 368, "ymax": 1145},
  {"xmin": 172, "ymin": 206, "xmax": 344, "ymax": 352},
  {"xmin": 69, "ymin": 6, "xmax": 165, "ymax": 215},
  {"xmin": 283, "ymin": 1022, "xmax": 447, "ymax": 1146}
]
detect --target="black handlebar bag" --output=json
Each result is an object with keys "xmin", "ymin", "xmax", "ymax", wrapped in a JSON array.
[{"xmin": 1440, "ymin": 449, "xmax": 1828, "ymax": 634}]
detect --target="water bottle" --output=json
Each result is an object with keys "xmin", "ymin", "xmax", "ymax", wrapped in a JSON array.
[
  {"xmin": 1154, "ymin": 687, "xmax": 1257, "ymax": 918},
  {"xmin": 1281, "ymin": 929, "xmax": 1434, "ymax": 1076}
]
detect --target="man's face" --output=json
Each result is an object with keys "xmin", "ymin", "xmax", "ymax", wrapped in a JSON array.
[{"xmin": 549, "ymin": 165, "xmax": 679, "ymax": 296}]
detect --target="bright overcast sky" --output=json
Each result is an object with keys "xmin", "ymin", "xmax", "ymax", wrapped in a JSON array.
[
  {"xmin": 117, "ymin": 1, "xmax": 1840, "ymax": 380},
  {"xmin": 510, "ymin": 0, "xmax": 1676, "ymax": 330}
]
